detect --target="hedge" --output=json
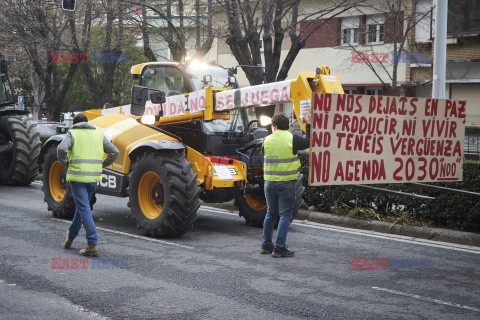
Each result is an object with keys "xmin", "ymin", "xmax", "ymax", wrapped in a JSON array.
[{"xmin": 298, "ymin": 152, "xmax": 480, "ymax": 232}]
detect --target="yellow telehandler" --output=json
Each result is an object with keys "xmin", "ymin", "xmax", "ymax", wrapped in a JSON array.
[{"xmin": 40, "ymin": 61, "xmax": 344, "ymax": 237}]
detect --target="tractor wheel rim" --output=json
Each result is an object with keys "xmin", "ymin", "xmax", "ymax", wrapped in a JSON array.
[
  {"xmin": 245, "ymin": 194, "xmax": 267, "ymax": 211},
  {"xmin": 49, "ymin": 161, "xmax": 66, "ymax": 202},
  {"xmin": 138, "ymin": 171, "xmax": 163, "ymax": 219}
]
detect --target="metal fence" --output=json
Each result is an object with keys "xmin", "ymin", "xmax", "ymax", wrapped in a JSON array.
[{"xmin": 465, "ymin": 128, "xmax": 480, "ymax": 160}]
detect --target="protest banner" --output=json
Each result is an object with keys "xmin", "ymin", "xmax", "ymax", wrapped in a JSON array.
[
  {"xmin": 163, "ymin": 94, "xmax": 187, "ymax": 117},
  {"xmin": 188, "ymin": 89, "xmax": 207, "ymax": 114},
  {"xmin": 216, "ymin": 90, "xmax": 235, "ymax": 111},
  {"xmin": 214, "ymin": 80, "xmax": 291, "ymax": 110},
  {"xmin": 101, "ymin": 104, "xmax": 132, "ymax": 116},
  {"xmin": 309, "ymin": 93, "xmax": 466, "ymax": 186},
  {"xmin": 144, "ymin": 101, "xmax": 162, "ymax": 116}
]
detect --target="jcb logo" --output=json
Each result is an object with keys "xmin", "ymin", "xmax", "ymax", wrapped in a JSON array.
[{"xmin": 98, "ymin": 174, "xmax": 116, "ymax": 189}]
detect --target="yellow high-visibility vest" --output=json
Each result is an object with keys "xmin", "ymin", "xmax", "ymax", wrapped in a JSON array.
[
  {"xmin": 66, "ymin": 129, "xmax": 104, "ymax": 182},
  {"xmin": 263, "ymin": 130, "xmax": 300, "ymax": 181}
]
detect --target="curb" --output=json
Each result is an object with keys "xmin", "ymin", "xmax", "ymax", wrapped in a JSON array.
[
  {"xmin": 202, "ymin": 201, "xmax": 480, "ymax": 248},
  {"xmin": 296, "ymin": 209, "xmax": 480, "ymax": 247}
]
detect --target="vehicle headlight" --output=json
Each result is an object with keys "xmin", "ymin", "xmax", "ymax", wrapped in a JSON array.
[
  {"xmin": 259, "ymin": 115, "xmax": 272, "ymax": 126},
  {"xmin": 140, "ymin": 114, "xmax": 156, "ymax": 125}
]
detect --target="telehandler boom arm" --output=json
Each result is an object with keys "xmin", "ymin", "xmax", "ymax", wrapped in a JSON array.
[{"xmin": 84, "ymin": 65, "xmax": 344, "ymax": 132}]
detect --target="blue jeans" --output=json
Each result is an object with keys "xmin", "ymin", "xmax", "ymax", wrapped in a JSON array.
[
  {"xmin": 68, "ymin": 181, "xmax": 98, "ymax": 245},
  {"xmin": 262, "ymin": 180, "xmax": 295, "ymax": 248}
]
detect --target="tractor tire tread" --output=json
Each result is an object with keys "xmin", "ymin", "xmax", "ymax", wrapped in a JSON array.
[
  {"xmin": 42, "ymin": 145, "xmax": 76, "ymax": 220},
  {"xmin": 129, "ymin": 151, "xmax": 199, "ymax": 237},
  {"xmin": 0, "ymin": 115, "xmax": 41, "ymax": 185}
]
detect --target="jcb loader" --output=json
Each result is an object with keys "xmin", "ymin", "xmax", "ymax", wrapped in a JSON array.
[{"xmin": 40, "ymin": 62, "xmax": 343, "ymax": 237}]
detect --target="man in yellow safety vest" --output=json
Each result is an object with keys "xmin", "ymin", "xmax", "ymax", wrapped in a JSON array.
[
  {"xmin": 58, "ymin": 113, "xmax": 118, "ymax": 256},
  {"xmin": 261, "ymin": 114, "xmax": 310, "ymax": 258}
]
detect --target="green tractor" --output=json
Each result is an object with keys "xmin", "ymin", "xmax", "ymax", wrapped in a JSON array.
[{"xmin": 0, "ymin": 55, "xmax": 41, "ymax": 185}]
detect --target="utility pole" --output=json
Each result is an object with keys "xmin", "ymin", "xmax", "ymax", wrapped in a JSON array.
[{"xmin": 432, "ymin": 0, "xmax": 448, "ymax": 99}]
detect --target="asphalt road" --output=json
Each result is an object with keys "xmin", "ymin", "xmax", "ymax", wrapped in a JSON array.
[{"xmin": 1, "ymin": 182, "xmax": 479, "ymax": 320}]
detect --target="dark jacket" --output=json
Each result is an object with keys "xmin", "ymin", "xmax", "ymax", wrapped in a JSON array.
[
  {"xmin": 292, "ymin": 124, "xmax": 311, "ymax": 155},
  {"xmin": 263, "ymin": 124, "xmax": 311, "ymax": 155}
]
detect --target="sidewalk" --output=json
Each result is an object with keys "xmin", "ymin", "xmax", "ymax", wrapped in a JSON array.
[{"xmin": 206, "ymin": 201, "xmax": 480, "ymax": 247}]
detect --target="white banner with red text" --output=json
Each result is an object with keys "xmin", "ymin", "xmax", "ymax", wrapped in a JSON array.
[
  {"xmin": 99, "ymin": 82, "xmax": 292, "ymax": 118},
  {"xmin": 215, "ymin": 80, "xmax": 291, "ymax": 111},
  {"xmin": 309, "ymin": 93, "xmax": 466, "ymax": 186}
]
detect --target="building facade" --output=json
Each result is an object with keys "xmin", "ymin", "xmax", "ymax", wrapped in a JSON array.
[
  {"xmin": 215, "ymin": 0, "xmax": 480, "ymax": 155},
  {"xmin": 139, "ymin": 1, "xmax": 479, "ymax": 156},
  {"xmin": 406, "ymin": 0, "xmax": 480, "ymax": 156}
]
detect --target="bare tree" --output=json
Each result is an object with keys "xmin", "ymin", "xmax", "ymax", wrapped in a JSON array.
[
  {"xmin": 218, "ymin": 0, "xmax": 358, "ymax": 85},
  {"xmin": 27, "ymin": 60, "xmax": 46, "ymax": 120},
  {"xmin": 0, "ymin": 43, "xmax": 45, "ymax": 120},
  {"xmin": 68, "ymin": 0, "xmax": 134, "ymax": 108},
  {"xmin": 139, "ymin": 0, "xmax": 158, "ymax": 61},
  {"xmin": 125, "ymin": 0, "xmax": 215, "ymax": 62},
  {"xmin": 216, "ymin": 0, "xmax": 359, "ymax": 117},
  {"xmin": 0, "ymin": 0, "xmax": 79, "ymax": 121}
]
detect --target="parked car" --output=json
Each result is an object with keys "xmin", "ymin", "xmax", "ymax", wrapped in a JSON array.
[{"xmin": 34, "ymin": 121, "xmax": 65, "ymax": 145}]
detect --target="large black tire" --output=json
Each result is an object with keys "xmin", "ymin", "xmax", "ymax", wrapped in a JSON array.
[
  {"xmin": 128, "ymin": 151, "xmax": 200, "ymax": 237},
  {"xmin": 235, "ymin": 174, "xmax": 305, "ymax": 227},
  {"xmin": 234, "ymin": 191, "xmax": 267, "ymax": 227},
  {"xmin": 42, "ymin": 145, "xmax": 76, "ymax": 219},
  {"xmin": 0, "ymin": 115, "xmax": 41, "ymax": 185}
]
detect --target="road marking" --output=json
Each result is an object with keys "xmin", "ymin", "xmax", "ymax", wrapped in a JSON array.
[
  {"xmin": 31, "ymin": 184, "xmax": 479, "ymax": 253},
  {"xmin": 51, "ymin": 218, "xmax": 194, "ymax": 250},
  {"xmin": 198, "ymin": 207, "xmax": 480, "ymax": 255},
  {"xmin": 372, "ymin": 286, "xmax": 480, "ymax": 313},
  {"xmin": 48, "ymin": 203, "xmax": 479, "ymax": 254},
  {"xmin": 291, "ymin": 220, "xmax": 480, "ymax": 255},
  {"xmin": 72, "ymin": 304, "xmax": 109, "ymax": 320},
  {"xmin": 0, "ymin": 276, "xmax": 108, "ymax": 318},
  {"xmin": 201, "ymin": 205, "xmax": 237, "ymax": 215}
]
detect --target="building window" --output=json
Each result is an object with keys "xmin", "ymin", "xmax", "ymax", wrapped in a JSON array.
[
  {"xmin": 366, "ymin": 15, "xmax": 385, "ymax": 44},
  {"xmin": 367, "ymin": 24, "xmax": 384, "ymax": 43},
  {"xmin": 448, "ymin": 0, "xmax": 480, "ymax": 35},
  {"xmin": 343, "ymin": 28, "xmax": 359, "ymax": 44},
  {"xmin": 344, "ymin": 88, "xmax": 357, "ymax": 94},
  {"xmin": 341, "ymin": 17, "xmax": 359, "ymax": 45},
  {"xmin": 415, "ymin": 1, "xmax": 434, "ymax": 42},
  {"xmin": 465, "ymin": 128, "xmax": 480, "ymax": 159},
  {"xmin": 365, "ymin": 87, "xmax": 383, "ymax": 95}
]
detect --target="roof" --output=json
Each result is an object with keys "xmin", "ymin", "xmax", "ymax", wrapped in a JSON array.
[{"xmin": 131, "ymin": 62, "xmax": 182, "ymax": 75}]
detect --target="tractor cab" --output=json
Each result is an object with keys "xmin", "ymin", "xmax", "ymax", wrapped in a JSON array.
[
  {"xmin": 0, "ymin": 58, "xmax": 14, "ymax": 107},
  {"xmin": 132, "ymin": 61, "xmax": 268, "ymax": 159}
]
